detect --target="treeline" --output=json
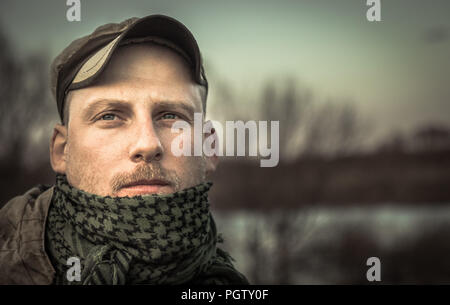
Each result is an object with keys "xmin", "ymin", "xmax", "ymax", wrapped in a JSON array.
[{"xmin": 209, "ymin": 148, "xmax": 450, "ymax": 210}]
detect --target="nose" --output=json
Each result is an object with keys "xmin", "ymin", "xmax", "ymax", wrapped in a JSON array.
[{"xmin": 129, "ymin": 119, "xmax": 163, "ymax": 163}]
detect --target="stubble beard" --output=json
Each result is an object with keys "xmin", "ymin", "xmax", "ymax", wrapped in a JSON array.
[{"xmin": 65, "ymin": 151, "xmax": 208, "ymax": 197}]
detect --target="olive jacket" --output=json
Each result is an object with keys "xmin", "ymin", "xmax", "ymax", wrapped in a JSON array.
[{"xmin": 0, "ymin": 186, "xmax": 56, "ymax": 284}]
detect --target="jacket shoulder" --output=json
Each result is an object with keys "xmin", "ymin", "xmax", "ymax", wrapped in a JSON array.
[
  {"xmin": 0, "ymin": 186, "xmax": 55, "ymax": 284},
  {"xmin": 1, "ymin": 186, "xmax": 50, "ymax": 226}
]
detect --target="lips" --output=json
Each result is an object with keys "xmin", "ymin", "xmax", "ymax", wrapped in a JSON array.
[
  {"xmin": 122, "ymin": 179, "xmax": 170, "ymax": 188},
  {"xmin": 118, "ymin": 179, "xmax": 171, "ymax": 196}
]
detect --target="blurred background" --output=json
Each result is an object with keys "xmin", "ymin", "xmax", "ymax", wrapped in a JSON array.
[{"xmin": 1, "ymin": 0, "xmax": 450, "ymax": 284}]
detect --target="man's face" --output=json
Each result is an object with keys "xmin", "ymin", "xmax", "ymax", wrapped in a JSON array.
[{"xmin": 51, "ymin": 43, "xmax": 214, "ymax": 197}]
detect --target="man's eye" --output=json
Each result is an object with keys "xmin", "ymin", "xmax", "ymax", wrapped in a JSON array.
[
  {"xmin": 161, "ymin": 113, "xmax": 179, "ymax": 120},
  {"xmin": 100, "ymin": 113, "xmax": 117, "ymax": 121}
]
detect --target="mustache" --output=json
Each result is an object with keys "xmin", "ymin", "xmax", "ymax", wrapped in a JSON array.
[{"xmin": 110, "ymin": 163, "xmax": 180, "ymax": 193}]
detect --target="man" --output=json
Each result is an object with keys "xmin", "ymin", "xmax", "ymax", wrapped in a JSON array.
[{"xmin": 0, "ymin": 14, "xmax": 249, "ymax": 285}]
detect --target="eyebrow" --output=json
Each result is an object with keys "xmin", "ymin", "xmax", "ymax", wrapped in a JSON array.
[
  {"xmin": 82, "ymin": 99, "xmax": 130, "ymax": 121},
  {"xmin": 81, "ymin": 99, "xmax": 198, "ymax": 121},
  {"xmin": 151, "ymin": 101, "xmax": 197, "ymax": 116}
]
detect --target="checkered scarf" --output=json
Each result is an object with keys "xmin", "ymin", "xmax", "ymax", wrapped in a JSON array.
[{"xmin": 45, "ymin": 174, "xmax": 248, "ymax": 285}]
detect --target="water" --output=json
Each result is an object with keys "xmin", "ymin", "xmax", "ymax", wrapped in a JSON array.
[{"xmin": 212, "ymin": 204, "xmax": 450, "ymax": 284}]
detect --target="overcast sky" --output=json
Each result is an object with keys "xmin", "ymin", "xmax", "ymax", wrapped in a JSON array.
[{"xmin": 0, "ymin": 0, "xmax": 449, "ymax": 140}]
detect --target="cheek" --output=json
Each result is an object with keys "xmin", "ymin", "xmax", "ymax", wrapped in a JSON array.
[
  {"xmin": 159, "ymin": 123, "xmax": 196, "ymax": 154},
  {"xmin": 159, "ymin": 128, "xmax": 206, "ymax": 184},
  {"xmin": 65, "ymin": 130, "xmax": 131, "ymax": 194},
  {"xmin": 67, "ymin": 130, "xmax": 127, "ymax": 168}
]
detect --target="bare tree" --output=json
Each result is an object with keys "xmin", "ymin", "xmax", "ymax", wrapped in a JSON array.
[
  {"xmin": 257, "ymin": 78, "xmax": 368, "ymax": 160},
  {"xmin": 0, "ymin": 26, "xmax": 55, "ymax": 204},
  {"xmin": 0, "ymin": 29, "xmax": 54, "ymax": 165},
  {"xmin": 302, "ymin": 101, "xmax": 367, "ymax": 157},
  {"xmin": 259, "ymin": 78, "xmax": 313, "ymax": 161}
]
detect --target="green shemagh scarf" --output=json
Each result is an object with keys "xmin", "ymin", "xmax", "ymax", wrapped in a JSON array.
[{"xmin": 45, "ymin": 174, "xmax": 248, "ymax": 285}]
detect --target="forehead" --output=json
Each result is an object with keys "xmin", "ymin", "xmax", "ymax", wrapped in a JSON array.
[
  {"xmin": 99, "ymin": 43, "xmax": 194, "ymax": 85},
  {"xmin": 68, "ymin": 43, "xmax": 203, "ymax": 116}
]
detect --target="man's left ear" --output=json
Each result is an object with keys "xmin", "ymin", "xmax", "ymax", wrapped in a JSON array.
[{"xmin": 204, "ymin": 121, "xmax": 219, "ymax": 175}]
